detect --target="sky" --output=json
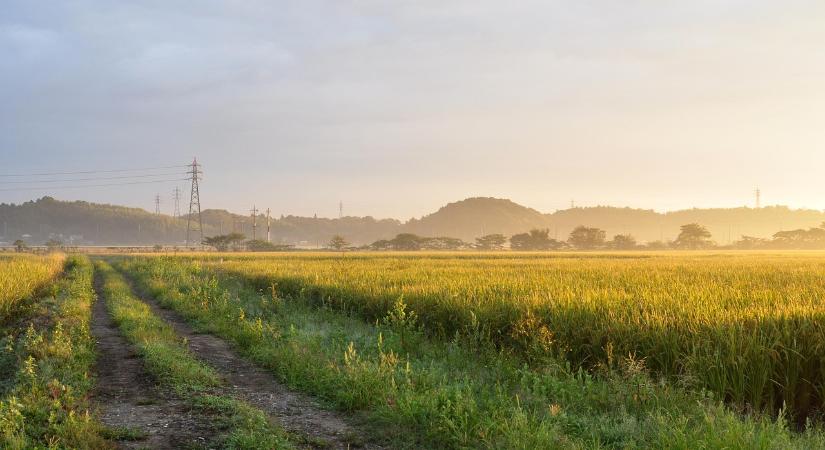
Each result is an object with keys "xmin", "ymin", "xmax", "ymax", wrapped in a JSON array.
[{"xmin": 2, "ymin": 1, "xmax": 825, "ymax": 219}]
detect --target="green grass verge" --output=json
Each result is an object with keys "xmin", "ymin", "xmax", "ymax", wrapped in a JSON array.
[
  {"xmin": 115, "ymin": 256, "xmax": 825, "ymax": 449},
  {"xmin": 94, "ymin": 259, "xmax": 294, "ymax": 449},
  {"xmin": 0, "ymin": 255, "xmax": 109, "ymax": 449}
]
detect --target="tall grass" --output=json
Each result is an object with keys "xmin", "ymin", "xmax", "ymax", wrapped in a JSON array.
[
  {"xmin": 0, "ymin": 254, "xmax": 64, "ymax": 321},
  {"xmin": 117, "ymin": 255, "xmax": 825, "ymax": 449},
  {"xmin": 0, "ymin": 255, "xmax": 107, "ymax": 449},
  {"xmin": 190, "ymin": 252, "xmax": 825, "ymax": 421}
]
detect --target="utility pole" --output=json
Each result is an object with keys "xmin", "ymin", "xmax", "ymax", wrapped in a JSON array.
[
  {"xmin": 339, "ymin": 201, "xmax": 343, "ymax": 219},
  {"xmin": 755, "ymin": 187, "xmax": 761, "ymax": 209},
  {"xmin": 250, "ymin": 205, "xmax": 258, "ymax": 241},
  {"xmin": 570, "ymin": 199, "xmax": 575, "ymax": 209},
  {"xmin": 185, "ymin": 158, "xmax": 203, "ymax": 246},
  {"xmin": 173, "ymin": 187, "xmax": 181, "ymax": 218},
  {"xmin": 154, "ymin": 194, "xmax": 161, "ymax": 215},
  {"xmin": 266, "ymin": 208, "xmax": 271, "ymax": 243}
]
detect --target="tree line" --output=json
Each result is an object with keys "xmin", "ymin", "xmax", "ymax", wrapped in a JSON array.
[
  {"xmin": 193, "ymin": 222, "xmax": 825, "ymax": 252},
  {"xmin": 356, "ymin": 223, "xmax": 716, "ymax": 251}
]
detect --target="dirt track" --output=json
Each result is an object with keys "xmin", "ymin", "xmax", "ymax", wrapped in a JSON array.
[
  {"xmin": 114, "ymin": 269, "xmax": 382, "ymax": 449},
  {"xmin": 90, "ymin": 272, "xmax": 217, "ymax": 449}
]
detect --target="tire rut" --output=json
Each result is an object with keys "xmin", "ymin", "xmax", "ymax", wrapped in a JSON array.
[
  {"xmin": 91, "ymin": 271, "xmax": 218, "ymax": 449},
  {"xmin": 116, "ymin": 269, "xmax": 383, "ymax": 450}
]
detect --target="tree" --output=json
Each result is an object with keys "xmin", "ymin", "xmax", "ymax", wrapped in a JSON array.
[
  {"xmin": 247, "ymin": 239, "xmax": 294, "ymax": 252},
  {"xmin": 328, "ymin": 235, "xmax": 350, "ymax": 251},
  {"xmin": 609, "ymin": 234, "xmax": 637, "ymax": 250},
  {"xmin": 475, "ymin": 234, "xmax": 507, "ymax": 250},
  {"xmin": 421, "ymin": 236, "xmax": 466, "ymax": 250},
  {"xmin": 13, "ymin": 239, "xmax": 27, "ymax": 253},
  {"xmin": 645, "ymin": 240, "xmax": 670, "ymax": 250},
  {"xmin": 510, "ymin": 229, "xmax": 562, "ymax": 251},
  {"xmin": 203, "ymin": 233, "xmax": 246, "ymax": 251},
  {"xmin": 390, "ymin": 233, "xmax": 424, "ymax": 250},
  {"xmin": 673, "ymin": 223, "xmax": 713, "ymax": 249},
  {"xmin": 203, "ymin": 235, "xmax": 231, "ymax": 251},
  {"xmin": 370, "ymin": 239, "xmax": 392, "ymax": 251},
  {"xmin": 45, "ymin": 238, "xmax": 63, "ymax": 251},
  {"xmin": 567, "ymin": 226, "xmax": 606, "ymax": 250},
  {"xmin": 733, "ymin": 236, "xmax": 770, "ymax": 250}
]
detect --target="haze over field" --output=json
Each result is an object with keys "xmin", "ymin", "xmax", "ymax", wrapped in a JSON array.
[{"xmin": 4, "ymin": 1, "xmax": 825, "ymax": 218}]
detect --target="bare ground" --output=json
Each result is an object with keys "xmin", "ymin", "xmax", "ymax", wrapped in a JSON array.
[
  {"xmin": 91, "ymin": 273, "xmax": 218, "ymax": 449},
  {"xmin": 117, "ymin": 270, "xmax": 384, "ymax": 450}
]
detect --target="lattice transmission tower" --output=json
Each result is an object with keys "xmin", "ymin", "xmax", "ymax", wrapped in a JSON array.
[
  {"xmin": 185, "ymin": 158, "xmax": 203, "ymax": 246},
  {"xmin": 173, "ymin": 187, "xmax": 181, "ymax": 218}
]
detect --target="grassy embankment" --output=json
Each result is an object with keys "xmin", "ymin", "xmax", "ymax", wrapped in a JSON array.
[
  {"xmin": 115, "ymin": 255, "xmax": 825, "ymax": 449},
  {"xmin": 94, "ymin": 260, "xmax": 295, "ymax": 449}
]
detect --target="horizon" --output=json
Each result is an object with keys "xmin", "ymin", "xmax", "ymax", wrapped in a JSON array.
[
  {"xmin": 4, "ymin": 2, "xmax": 825, "ymax": 217},
  {"xmin": 8, "ymin": 194, "xmax": 824, "ymax": 222}
]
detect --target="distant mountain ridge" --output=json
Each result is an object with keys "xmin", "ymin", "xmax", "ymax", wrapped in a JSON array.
[{"xmin": 1, "ymin": 196, "xmax": 824, "ymax": 246}]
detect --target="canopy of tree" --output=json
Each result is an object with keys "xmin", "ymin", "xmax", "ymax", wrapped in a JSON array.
[{"xmin": 510, "ymin": 229, "xmax": 563, "ymax": 250}]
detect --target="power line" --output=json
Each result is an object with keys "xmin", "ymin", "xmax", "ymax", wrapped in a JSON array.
[
  {"xmin": 0, "ymin": 178, "xmax": 189, "ymax": 192},
  {"xmin": 0, "ymin": 172, "xmax": 187, "ymax": 184},
  {"xmin": 0, "ymin": 164, "xmax": 189, "ymax": 177}
]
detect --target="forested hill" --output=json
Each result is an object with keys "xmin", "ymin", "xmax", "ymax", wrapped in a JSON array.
[{"xmin": 1, "ymin": 196, "xmax": 824, "ymax": 246}]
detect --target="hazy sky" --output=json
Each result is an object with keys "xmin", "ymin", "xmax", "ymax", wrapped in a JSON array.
[{"xmin": 3, "ymin": 1, "xmax": 825, "ymax": 219}]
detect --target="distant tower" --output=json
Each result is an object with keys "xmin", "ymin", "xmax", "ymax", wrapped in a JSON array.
[
  {"xmin": 154, "ymin": 194, "xmax": 161, "ymax": 215},
  {"xmin": 570, "ymin": 199, "xmax": 575, "ymax": 209},
  {"xmin": 250, "ymin": 205, "xmax": 259, "ymax": 240},
  {"xmin": 173, "ymin": 187, "xmax": 181, "ymax": 218},
  {"xmin": 266, "ymin": 208, "xmax": 271, "ymax": 243},
  {"xmin": 339, "ymin": 200, "xmax": 343, "ymax": 219},
  {"xmin": 755, "ymin": 187, "xmax": 761, "ymax": 209},
  {"xmin": 185, "ymin": 158, "xmax": 203, "ymax": 246}
]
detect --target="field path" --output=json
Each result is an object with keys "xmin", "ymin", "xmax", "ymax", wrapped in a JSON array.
[
  {"xmin": 91, "ymin": 272, "xmax": 217, "ymax": 449},
  {"xmin": 117, "ymin": 270, "xmax": 381, "ymax": 450}
]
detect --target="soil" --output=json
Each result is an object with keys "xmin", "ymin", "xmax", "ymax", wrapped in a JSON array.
[
  {"xmin": 118, "ymin": 270, "xmax": 384, "ymax": 450},
  {"xmin": 90, "ymin": 273, "xmax": 218, "ymax": 449}
]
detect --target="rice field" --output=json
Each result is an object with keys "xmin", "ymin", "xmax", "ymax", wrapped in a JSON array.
[
  {"xmin": 0, "ymin": 253, "xmax": 64, "ymax": 320},
  {"xmin": 189, "ymin": 251, "xmax": 825, "ymax": 421}
]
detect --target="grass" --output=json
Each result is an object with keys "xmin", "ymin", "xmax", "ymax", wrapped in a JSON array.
[
  {"xmin": 0, "ymin": 253, "xmax": 64, "ymax": 322},
  {"xmin": 94, "ymin": 259, "xmax": 295, "ymax": 449},
  {"xmin": 115, "ymin": 254, "xmax": 825, "ymax": 449},
  {"xmin": 186, "ymin": 251, "xmax": 825, "ymax": 422},
  {"xmin": 0, "ymin": 255, "xmax": 109, "ymax": 449}
]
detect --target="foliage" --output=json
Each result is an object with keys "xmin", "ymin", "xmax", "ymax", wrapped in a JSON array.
[
  {"xmin": 371, "ymin": 234, "xmax": 467, "ymax": 251},
  {"xmin": 328, "ymin": 235, "xmax": 350, "ymax": 251},
  {"xmin": 246, "ymin": 239, "xmax": 293, "ymax": 252},
  {"xmin": 202, "ymin": 233, "xmax": 246, "ymax": 251},
  {"xmin": 12, "ymin": 240, "xmax": 26, "ymax": 253},
  {"xmin": 509, "ymin": 229, "xmax": 562, "ymax": 250},
  {"xmin": 673, "ymin": 223, "xmax": 714, "ymax": 249},
  {"xmin": 475, "ymin": 234, "xmax": 507, "ymax": 250},
  {"xmin": 609, "ymin": 234, "xmax": 637, "ymax": 250},
  {"xmin": 567, "ymin": 226, "xmax": 607, "ymax": 249}
]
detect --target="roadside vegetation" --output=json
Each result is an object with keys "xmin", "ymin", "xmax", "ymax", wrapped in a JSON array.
[
  {"xmin": 94, "ymin": 260, "xmax": 294, "ymax": 449},
  {"xmin": 116, "ymin": 255, "xmax": 825, "ymax": 449},
  {"xmin": 0, "ymin": 255, "xmax": 108, "ymax": 449}
]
